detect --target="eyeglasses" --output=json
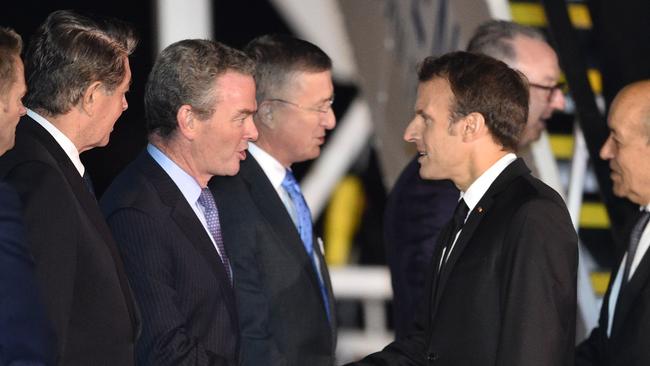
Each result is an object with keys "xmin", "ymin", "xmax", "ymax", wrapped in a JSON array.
[
  {"xmin": 529, "ymin": 82, "xmax": 566, "ymax": 102},
  {"xmin": 266, "ymin": 96, "xmax": 334, "ymax": 114}
]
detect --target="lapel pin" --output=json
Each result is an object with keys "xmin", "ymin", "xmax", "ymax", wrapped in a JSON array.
[{"xmin": 477, "ymin": 206, "xmax": 484, "ymax": 213}]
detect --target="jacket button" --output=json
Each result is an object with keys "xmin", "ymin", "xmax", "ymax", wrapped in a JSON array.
[{"xmin": 427, "ymin": 352, "xmax": 439, "ymax": 362}]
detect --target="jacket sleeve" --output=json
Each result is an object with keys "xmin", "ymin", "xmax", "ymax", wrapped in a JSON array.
[{"xmin": 495, "ymin": 198, "xmax": 578, "ymax": 366}]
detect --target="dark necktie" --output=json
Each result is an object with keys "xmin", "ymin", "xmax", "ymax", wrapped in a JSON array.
[
  {"xmin": 82, "ymin": 170, "xmax": 95, "ymax": 197},
  {"xmin": 433, "ymin": 199, "xmax": 469, "ymax": 301},
  {"xmin": 622, "ymin": 210, "xmax": 650, "ymax": 283},
  {"xmin": 441, "ymin": 199, "xmax": 470, "ymax": 265},
  {"xmin": 197, "ymin": 188, "xmax": 233, "ymax": 285},
  {"xmin": 282, "ymin": 169, "xmax": 331, "ymax": 322}
]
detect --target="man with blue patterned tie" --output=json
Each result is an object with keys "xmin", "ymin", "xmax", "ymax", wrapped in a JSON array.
[
  {"xmin": 576, "ymin": 80, "xmax": 650, "ymax": 366},
  {"xmin": 210, "ymin": 34, "xmax": 337, "ymax": 366},
  {"xmin": 100, "ymin": 39, "xmax": 257, "ymax": 366}
]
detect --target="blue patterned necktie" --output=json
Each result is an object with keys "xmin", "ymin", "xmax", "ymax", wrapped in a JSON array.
[
  {"xmin": 198, "ymin": 188, "xmax": 233, "ymax": 285},
  {"xmin": 281, "ymin": 169, "xmax": 331, "ymax": 322}
]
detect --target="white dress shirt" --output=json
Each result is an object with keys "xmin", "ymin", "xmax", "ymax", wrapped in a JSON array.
[
  {"xmin": 606, "ymin": 204, "xmax": 650, "ymax": 336},
  {"xmin": 440, "ymin": 153, "xmax": 517, "ymax": 265},
  {"xmin": 27, "ymin": 109, "xmax": 85, "ymax": 176},
  {"xmin": 248, "ymin": 143, "xmax": 299, "ymax": 226}
]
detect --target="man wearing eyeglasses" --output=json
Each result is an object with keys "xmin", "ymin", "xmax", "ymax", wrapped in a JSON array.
[
  {"xmin": 385, "ymin": 20, "xmax": 567, "ymax": 339},
  {"xmin": 210, "ymin": 34, "xmax": 337, "ymax": 366}
]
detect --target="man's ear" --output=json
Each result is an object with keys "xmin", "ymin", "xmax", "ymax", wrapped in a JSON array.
[
  {"xmin": 80, "ymin": 81, "xmax": 103, "ymax": 116},
  {"xmin": 461, "ymin": 112, "xmax": 487, "ymax": 142},
  {"xmin": 176, "ymin": 105, "xmax": 196, "ymax": 140},
  {"xmin": 257, "ymin": 102, "xmax": 275, "ymax": 128}
]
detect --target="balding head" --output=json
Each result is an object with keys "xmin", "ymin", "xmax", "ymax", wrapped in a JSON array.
[{"xmin": 600, "ymin": 80, "xmax": 650, "ymax": 205}]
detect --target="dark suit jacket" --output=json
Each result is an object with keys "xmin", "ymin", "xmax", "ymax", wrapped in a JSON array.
[
  {"xmin": 210, "ymin": 154, "xmax": 336, "ymax": 366},
  {"xmin": 0, "ymin": 116, "xmax": 138, "ymax": 366},
  {"xmin": 576, "ymin": 211, "xmax": 650, "ymax": 366},
  {"xmin": 101, "ymin": 150, "xmax": 239, "ymax": 366},
  {"xmin": 0, "ymin": 181, "xmax": 55, "ymax": 366},
  {"xmin": 384, "ymin": 155, "xmax": 459, "ymax": 339},
  {"xmin": 350, "ymin": 158, "xmax": 578, "ymax": 366}
]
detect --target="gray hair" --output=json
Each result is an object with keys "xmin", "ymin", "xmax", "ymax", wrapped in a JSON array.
[
  {"xmin": 144, "ymin": 39, "xmax": 255, "ymax": 138},
  {"xmin": 244, "ymin": 34, "xmax": 332, "ymax": 102},
  {"xmin": 24, "ymin": 10, "xmax": 137, "ymax": 116},
  {"xmin": 467, "ymin": 20, "xmax": 546, "ymax": 64}
]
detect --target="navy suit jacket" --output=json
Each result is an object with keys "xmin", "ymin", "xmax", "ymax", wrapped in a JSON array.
[
  {"xmin": 0, "ymin": 181, "xmax": 55, "ymax": 366},
  {"xmin": 101, "ymin": 150, "xmax": 239, "ymax": 366},
  {"xmin": 0, "ymin": 116, "xmax": 139, "ymax": 365},
  {"xmin": 384, "ymin": 155, "xmax": 459, "ymax": 339},
  {"xmin": 210, "ymin": 154, "xmax": 336, "ymax": 366},
  {"xmin": 351, "ymin": 158, "xmax": 578, "ymax": 366}
]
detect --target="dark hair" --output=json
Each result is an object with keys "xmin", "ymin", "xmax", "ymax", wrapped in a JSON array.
[
  {"xmin": 144, "ymin": 39, "xmax": 255, "ymax": 138},
  {"xmin": 467, "ymin": 20, "xmax": 546, "ymax": 64},
  {"xmin": 417, "ymin": 51, "xmax": 529, "ymax": 151},
  {"xmin": 24, "ymin": 10, "xmax": 137, "ymax": 115},
  {"xmin": 0, "ymin": 27, "xmax": 22, "ymax": 95},
  {"xmin": 244, "ymin": 34, "xmax": 331, "ymax": 101}
]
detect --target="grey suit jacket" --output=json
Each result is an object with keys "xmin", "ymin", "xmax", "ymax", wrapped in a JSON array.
[{"xmin": 210, "ymin": 155, "xmax": 336, "ymax": 366}]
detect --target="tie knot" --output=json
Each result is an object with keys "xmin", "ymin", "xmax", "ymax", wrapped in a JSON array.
[
  {"xmin": 453, "ymin": 199, "xmax": 469, "ymax": 229},
  {"xmin": 281, "ymin": 169, "xmax": 300, "ymax": 193},
  {"xmin": 197, "ymin": 188, "xmax": 216, "ymax": 210}
]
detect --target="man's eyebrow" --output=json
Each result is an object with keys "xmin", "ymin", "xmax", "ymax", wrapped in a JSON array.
[{"xmin": 235, "ymin": 108, "xmax": 256, "ymax": 117}]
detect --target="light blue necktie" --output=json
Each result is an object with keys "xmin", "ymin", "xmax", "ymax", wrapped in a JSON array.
[
  {"xmin": 198, "ymin": 188, "xmax": 233, "ymax": 285},
  {"xmin": 281, "ymin": 169, "xmax": 331, "ymax": 322}
]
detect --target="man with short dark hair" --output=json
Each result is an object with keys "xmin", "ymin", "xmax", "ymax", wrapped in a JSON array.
[
  {"xmin": 0, "ymin": 11, "xmax": 139, "ymax": 365},
  {"xmin": 576, "ymin": 80, "xmax": 650, "ymax": 366},
  {"xmin": 210, "ymin": 34, "xmax": 337, "ymax": 365},
  {"xmin": 0, "ymin": 25, "xmax": 54, "ymax": 366},
  {"xmin": 349, "ymin": 51, "xmax": 577, "ymax": 365},
  {"xmin": 385, "ymin": 20, "xmax": 567, "ymax": 338},
  {"xmin": 101, "ymin": 39, "xmax": 257, "ymax": 365}
]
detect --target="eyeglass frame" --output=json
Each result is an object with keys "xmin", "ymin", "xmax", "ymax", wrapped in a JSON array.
[
  {"xmin": 264, "ymin": 95, "xmax": 335, "ymax": 114},
  {"xmin": 529, "ymin": 81, "xmax": 566, "ymax": 102}
]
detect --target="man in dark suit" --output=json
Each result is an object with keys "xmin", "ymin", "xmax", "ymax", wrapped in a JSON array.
[
  {"xmin": 576, "ymin": 80, "xmax": 650, "ymax": 366},
  {"xmin": 0, "ymin": 26, "xmax": 54, "ymax": 366},
  {"xmin": 385, "ymin": 20, "xmax": 567, "ymax": 338},
  {"xmin": 348, "ymin": 51, "xmax": 577, "ymax": 365},
  {"xmin": 210, "ymin": 35, "xmax": 337, "ymax": 365},
  {"xmin": 0, "ymin": 11, "xmax": 139, "ymax": 365},
  {"xmin": 101, "ymin": 39, "xmax": 257, "ymax": 366}
]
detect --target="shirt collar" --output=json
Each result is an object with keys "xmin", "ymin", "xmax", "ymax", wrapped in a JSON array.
[
  {"xmin": 147, "ymin": 143, "xmax": 202, "ymax": 205},
  {"xmin": 461, "ymin": 153, "xmax": 517, "ymax": 213},
  {"xmin": 27, "ymin": 109, "xmax": 85, "ymax": 176},
  {"xmin": 248, "ymin": 142, "xmax": 288, "ymax": 189}
]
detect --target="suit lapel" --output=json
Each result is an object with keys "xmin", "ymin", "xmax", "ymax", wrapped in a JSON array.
[
  {"xmin": 430, "ymin": 158, "xmax": 529, "ymax": 320},
  {"xmin": 612, "ymin": 246, "xmax": 650, "ymax": 336},
  {"xmin": 20, "ymin": 118, "xmax": 140, "ymax": 332},
  {"xmin": 136, "ymin": 152, "xmax": 237, "ymax": 324},
  {"xmin": 239, "ymin": 157, "xmax": 329, "ymax": 310}
]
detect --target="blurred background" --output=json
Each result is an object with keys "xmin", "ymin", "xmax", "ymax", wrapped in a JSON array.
[{"xmin": 3, "ymin": 0, "xmax": 650, "ymax": 362}]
